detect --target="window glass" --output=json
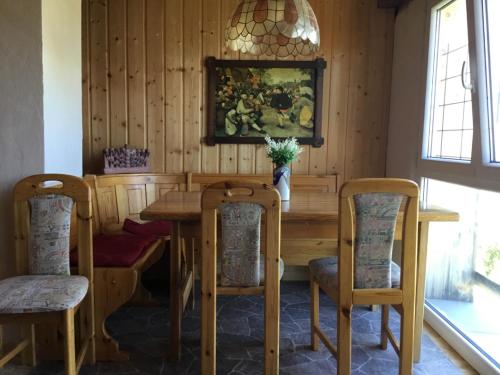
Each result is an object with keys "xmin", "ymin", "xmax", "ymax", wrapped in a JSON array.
[
  {"xmin": 427, "ymin": 0, "xmax": 473, "ymax": 161},
  {"xmin": 423, "ymin": 178, "xmax": 500, "ymax": 368},
  {"xmin": 485, "ymin": 0, "xmax": 500, "ymax": 162}
]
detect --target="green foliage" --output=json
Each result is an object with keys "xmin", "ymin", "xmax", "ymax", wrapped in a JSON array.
[
  {"xmin": 264, "ymin": 136, "xmax": 303, "ymax": 166},
  {"xmin": 484, "ymin": 246, "xmax": 500, "ymax": 276}
]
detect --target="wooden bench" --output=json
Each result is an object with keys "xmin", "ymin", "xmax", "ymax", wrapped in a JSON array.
[
  {"xmin": 187, "ymin": 172, "xmax": 338, "ymax": 194},
  {"xmin": 83, "ymin": 173, "xmax": 188, "ymax": 361},
  {"xmin": 186, "ymin": 173, "xmax": 339, "ymax": 266}
]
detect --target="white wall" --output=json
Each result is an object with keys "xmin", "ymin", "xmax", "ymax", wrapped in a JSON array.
[
  {"xmin": 0, "ymin": 1, "xmax": 44, "ymax": 278},
  {"xmin": 386, "ymin": 0, "xmax": 428, "ymax": 180},
  {"xmin": 42, "ymin": 0, "xmax": 82, "ymax": 176}
]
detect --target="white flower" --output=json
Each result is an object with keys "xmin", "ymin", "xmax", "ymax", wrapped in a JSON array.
[{"xmin": 264, "ymin": 136, "xmax": 303, "ymax": 165}]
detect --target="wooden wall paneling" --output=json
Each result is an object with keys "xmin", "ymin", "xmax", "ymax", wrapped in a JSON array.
[
  {"xmin": 237, "ymin": 144, "xmax": 256, "ymax": 174},
  {"xmin": 218, "ymin": 0, "xmax": 239, "ymax": 174},
  {"xmin": 82, "ymin": 0, "xmax": 91, "ymax": 174},
  {"xmin": 326, "ymin": 0, "xmax": 353, "ymax": 184},
  {"xmin": 127, "ymin": 0, "xmax": 146, "ymax": 149},
  {"xmin": 308, "ymin": 0, "xmax": 331, "ymax": 175},
  {"xmin": 146, "ymin": 0, "xmax": 166, "ymax": 172},
  {"xmin": 183, "ymin": 0, "xmax": 203, "ymax": 172},
  {"xmin": 108, "ymin": 0, "xmax": 128, "ymax": 148},
  {"xmin": 82, "ymin": 0, "xmax": 396, "ymax": 179},
  {"xmin": 344, "ymin": 0, "xmax": 371, "ymax": 180},
  {"xmin": 201, "ymin": 0, "xmax": 221, "ymax": 173},
  {"xmin": 379, "ymin": 8, "xmax": 396, "ymax": 176},
  {"xmin": 89, "ymin": 0, "xmax": 109, "ymax": 173},
  {"xmin": 364, "ymin": 3, "xmax": 393, "ymax": 177},
  {"xmin": 164, "ymin": 0, "xmax": 184, "ymax": 173},
  {"xmin": 254, "ymin": 146, "xmax": 273, "ymax": 174}
]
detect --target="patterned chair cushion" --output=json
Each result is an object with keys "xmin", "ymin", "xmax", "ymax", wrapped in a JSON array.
[
  {"xmin": 28, "ymin": 194, "xmax": 73, "ymax": 276},
  {"xmin": 353, "ymin": 193, "xmax": 403, "ymax": 289},
  {"xmin": 220, "ymin": 202, "xmax": 263, "ymax": 287},
  {"xmin": 259, "ymin": 257, "xmax": 285, "ymax": 284},
  {"xmin": 309, "ymin": 256, "xmax": 401, "ymax": 290},
  {"xmin": 0, "ymin": 275, "xmax": 88, "ymax": 313},
  {"xmin": 216, "ymin": 257, "xmax": 285, "ymax": 285}
]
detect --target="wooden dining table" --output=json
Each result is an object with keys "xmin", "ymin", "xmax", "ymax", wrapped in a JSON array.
[{"xmin": 140, "ymin": 191, "xmax": 459, "ymax": 363}]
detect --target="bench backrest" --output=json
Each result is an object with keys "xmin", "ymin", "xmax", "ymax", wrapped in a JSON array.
[
  {"xmin": 187, "ymin": 173, "xmax": 338, "ymax": 193},
  {"xmin": 84, "ymin": 173, "xmax": 188, "ymax": 233}
]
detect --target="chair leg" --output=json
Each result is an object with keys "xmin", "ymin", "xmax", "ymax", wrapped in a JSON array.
[
  {"xmin": 337, "ymin": 303, "xmax": 352, "ymax": 375},
  {"xmin": 310, "ymin": 276, "xmax": 320, "ymax": 351},
  {"xmin": 188, "ymin": 238, "xmax": 196, "ymax": 310},
  {"xmin": 399, "ymin": 304, "xmax": 415, "ymax": 375},
  {"xmin": 80, "ymin": 293, "xmax": 96, "ymax": 365},
  {"xmin": 380, "ymin": 304, "xmax": 389, "ymax": 350},
  {"xmin": 63, "ymin": 309, "xmax": 77, "ymax": 375},
  {"xmin": 20, "ymin": 324, "xmax": 36, "ymax": 366}
]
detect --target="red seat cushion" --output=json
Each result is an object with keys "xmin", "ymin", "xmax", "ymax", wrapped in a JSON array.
[
  {"xmin": 71, "ymin": 234, "xmax": 159, "ymax": 267},
  {"xmin": 122, "ymin": 218, "xmax": 172, "ymax": 237}
]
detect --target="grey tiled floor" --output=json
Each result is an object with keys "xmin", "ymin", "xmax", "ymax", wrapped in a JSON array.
[{"xmin": 1, "ymin": 282, "xmax": 463, "ymax": 374}]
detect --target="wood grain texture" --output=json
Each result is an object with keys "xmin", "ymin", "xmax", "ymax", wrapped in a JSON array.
[
  {"xmin": 146, "ymin": 0, "xmax": 165, "ymax": 172},
  {"xmin": 83, "ymin": 0, "xmax": 395, "ymax": 178},
  {"xmin": 4, "ymin": 175, "xmax": 96, "ymax": 371},
  {"xmin": 141, "ymin": 190, "xmax": 458, "ymax": 224},
  {"xmin": 310, "ymin": 178, "xmax": 420, "ymax": 374}
]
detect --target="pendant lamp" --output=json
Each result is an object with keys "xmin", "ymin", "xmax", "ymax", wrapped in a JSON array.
[{"xmin": 225, "ymin": 0, "xmax": 320, "ymax": 58}]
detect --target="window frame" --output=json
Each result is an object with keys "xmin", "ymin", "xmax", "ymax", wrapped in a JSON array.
[
  {"xmin": 419, "ymin": 1, "xmax": 500, "ymax": 372},
  {"xmin": 418, "ymin": 0, "xmax": 500, "ymax": 193}
]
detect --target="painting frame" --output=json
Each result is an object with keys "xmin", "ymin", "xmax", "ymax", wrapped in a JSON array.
[{"xmin": 205, "ymin": 57, "xmax": 326, "ymax": 147}]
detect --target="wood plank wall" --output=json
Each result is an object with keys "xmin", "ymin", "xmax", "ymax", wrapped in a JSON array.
[{"xmin": 82, "ymin": 0, "xmax": 395, "ymax": 180}]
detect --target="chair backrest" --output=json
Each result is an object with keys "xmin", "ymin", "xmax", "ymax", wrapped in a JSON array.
[
  {"xmin": 338, "ymin": 178, "xmax": 419, "ymax": 291},
  {"xmin": 13, "ymin": 174, "xmax": 93, "ymax": 281},
  {"xmin": 83, "ymin": 173, "xmax": 188, "ymax": 234},
  {"xmin": 201, "ymin": 181, "xmax": 281, "ymax": 288},
  {"xmin": 188, "ymin": 173, "xmax": 338, "ymax": 194}
]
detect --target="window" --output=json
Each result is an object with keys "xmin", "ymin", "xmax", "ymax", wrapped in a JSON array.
[
  {"xmin": 422, "ymin": 179, "xmax": 500, "ymax": 369},
  {"xmin": 426, "ymin": 0, "xmax": 473, "ymax": 161},
  {"xmin": 421, "ymin": 0, "xmax": 500, "ymax": 188},
  {"xmin": 484, "ymin": 0, "xmax": 500, "ymax": 162},
  {"xmin": 421, "ymin": 1, "xmax": 500, "ymax": 372}
]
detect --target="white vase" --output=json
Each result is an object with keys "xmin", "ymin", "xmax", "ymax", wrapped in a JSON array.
[{"xmin": 273, "ymin": 164, "xmax": 291, "ymax": 201}]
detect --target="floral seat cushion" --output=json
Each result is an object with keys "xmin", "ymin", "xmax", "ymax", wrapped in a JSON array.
[
  {"xmin": 28, "ymin": 194, "xmax": 73, "ymax": 276},
  {"xmin": 352, "ymin": 193, "xmax": 403, "ymax": 289},
  {"xmin": 0, "ymin": 275, "xmax": 88, "ymax": 314},
  {"xmin": 216, "ymin": 257, "xmax": 285, "ymax": 285},
  {"xmin": 309, "ymin": 256, "xmax": 401, "ymax": 290},
  {"xmin": 220, "ymin": 202, "xmax": 263, "ymax": 287},
  {"xmin": 258, "ymin": 257, "xmax": 285, "ymax": 284}
]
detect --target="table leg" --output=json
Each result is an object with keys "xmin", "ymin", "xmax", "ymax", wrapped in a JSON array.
[
  {"xmin": 169, "ymin": 221, "xmax": 182, "ymax": 362},
  {"xmin": 201, "ymin": 210, "xmax": 217, "ymax": 375},
  {"xmin": 414, "ymin": 221, "xmax": 430, "ymax": 362}
]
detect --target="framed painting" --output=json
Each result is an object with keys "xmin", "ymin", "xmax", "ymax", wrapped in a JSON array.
[{"xmin": 205, "ymin": 57, "xmax": 326, "ymax": 147}]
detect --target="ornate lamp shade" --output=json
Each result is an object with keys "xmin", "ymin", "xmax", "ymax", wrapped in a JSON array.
[{"xmin": 225, "ymin": 0, "xmax": 320, "ymax": 58}]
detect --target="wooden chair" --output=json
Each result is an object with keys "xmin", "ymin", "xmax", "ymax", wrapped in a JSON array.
[
  {"xmin": 0, "ymin": 174, "xmax": 95, "ymax": 375},
  {"xmin": 201, "ymin": 181, "xmax": 282, "ymax": 375},
  {"xmin": 309, "ymin": 178, "xmax": 419, "ymax": 374}
]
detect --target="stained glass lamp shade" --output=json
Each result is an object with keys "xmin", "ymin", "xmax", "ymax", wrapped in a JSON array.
[{"xmin": 225, "ymin": 0, "xmax": 320, "ymax": 58}]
